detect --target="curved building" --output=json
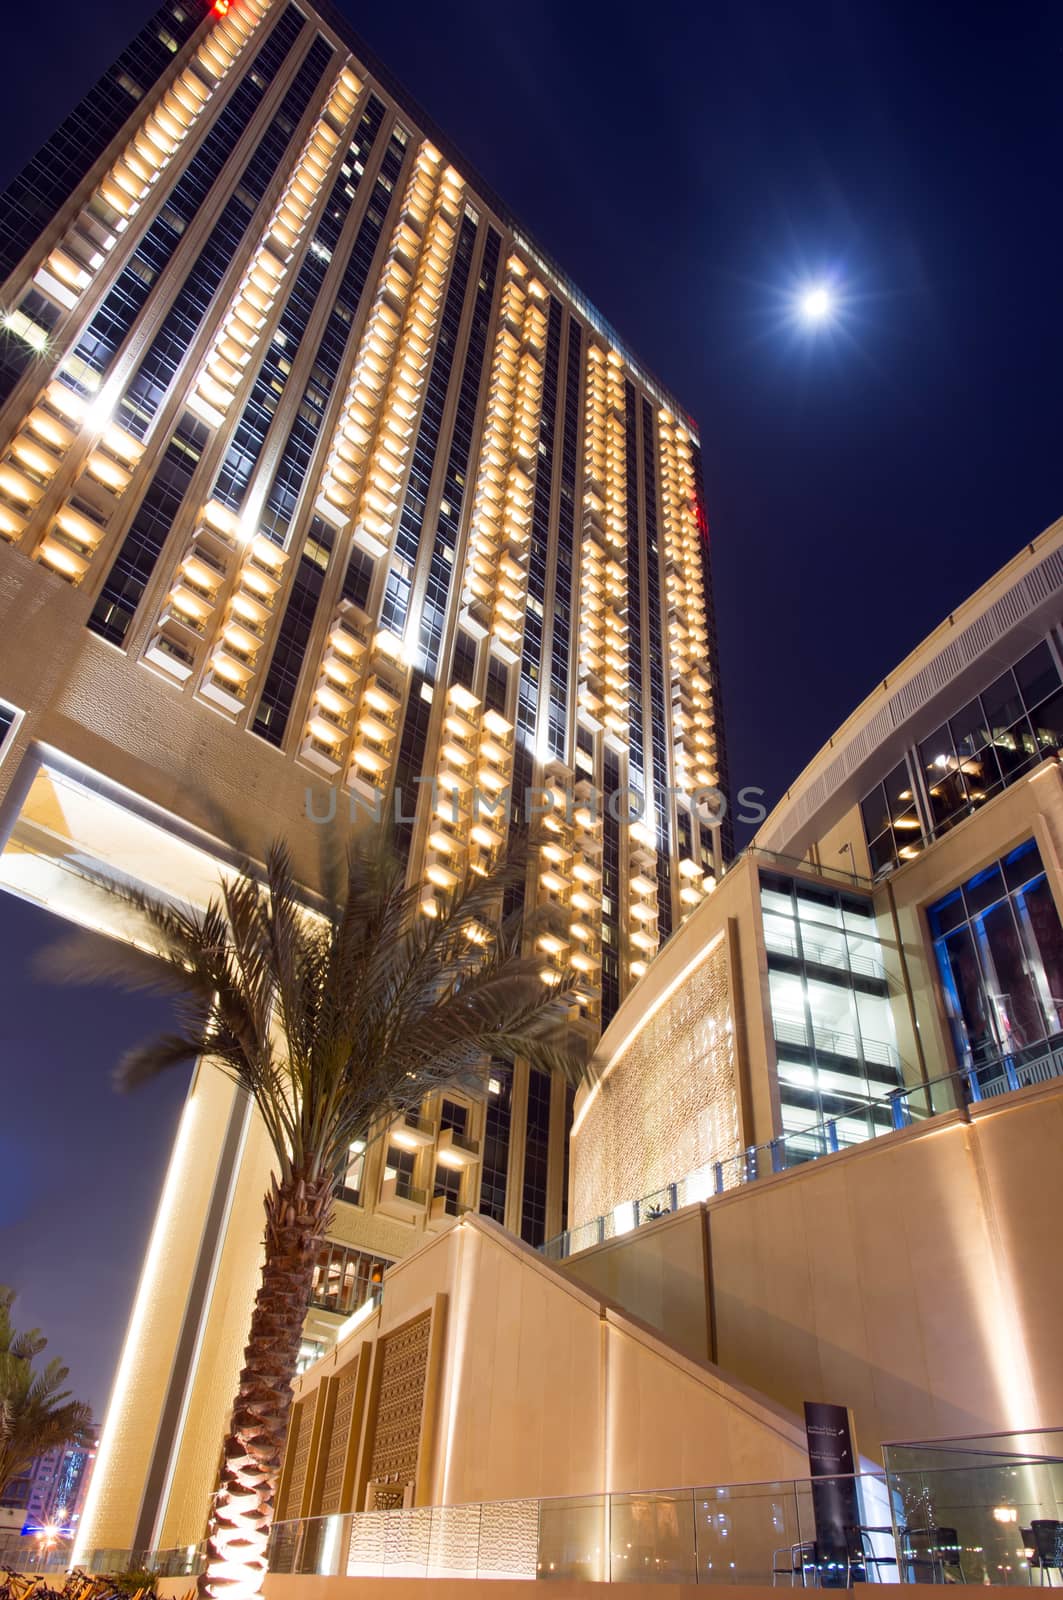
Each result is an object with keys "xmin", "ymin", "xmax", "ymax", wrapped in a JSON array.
[{"xmin": 562, "ymin": 514, "xmax": 1063, "ymax": 1456}]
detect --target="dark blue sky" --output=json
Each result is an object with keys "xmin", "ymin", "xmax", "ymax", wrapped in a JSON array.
[{"xmin": 1, "ymin": 0, "xmax": 1061, "ymax": 1412}]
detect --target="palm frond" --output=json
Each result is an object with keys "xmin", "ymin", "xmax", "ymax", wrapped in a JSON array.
[{"xmin": 41, "ymin": 817, "xmax": 591, "ymax": 1204}]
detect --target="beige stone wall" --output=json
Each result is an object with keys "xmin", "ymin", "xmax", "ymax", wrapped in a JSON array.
[
  {"xmin": 562, "ymin": 1076, "xmax": 1063, "ymax": 1462},
  {"xmin": 286, "ymin": 1214, "xmax": 808, "ymax": 1515},
  {"xmin": 554, "ymin": 1208, "xmax": 711, "ymax": 1364},
  {"xmin": 75, "ymin": 1062, "xmax": 241, "ymax": 1554},
  {"xmin": 157, "ymin": 1100, "xmax": 277, "ymax": 1547},
  {"xmin": 265, "ymin": 1581, "xmax": 1026, "ymax": 1600}
]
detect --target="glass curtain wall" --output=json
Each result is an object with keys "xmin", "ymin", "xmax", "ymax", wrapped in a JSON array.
[
  {"xmin": 860, "ymin": 640, "xmax": 1063, "ymax": 876},
  {"xmin": 919, "ymin": 643, "xmax": 1063, "ymax": 837},
  {"xmin": 928, "ymin": 838, "xmax": 1063, "ymax": 1081},
  {"xmin": 760, "ymin": 871, "xmax": 901, "ymax": 1148}
]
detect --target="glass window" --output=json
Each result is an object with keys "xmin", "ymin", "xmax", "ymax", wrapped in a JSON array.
[
  {"xmin": 863, "ymin": 638, "xmax": 1061, "ymax": 862},
  {"xmin": 928, "ymin": 838, "xmax": 1063, "ymax": 1077},
  {"xmin": 950, "ymin": 697, "xmax": 991, "ymax": 761},
  {"xmin": 309, "ymin": 1243, "xmax": 388, "ymax": 1317},
  {"xmin": 860, "ymin": 758, "xmax": 921, "ymax": 874},
  {"xmin": 1014, "ymin": 642, "xmax": 1059, "ymax": 708},
  {"xmin": 1020, "ymin": 875, "xmax": 1063, "ymax": 1036},
  {"xmin": 338, "ymin": 1138, "xmax": 365, "ymax": 1204},
  {"xmin": 479, "ymin": 1061, "xmax": 512, "ymax": 1224},
  {"xmin": 433, "ymin": 1163, "xmax": 462, "ymax": 1204},
  {"xmin": 761, "ymin": 872, "xmax": 899, "ymax": 1145},
  {"xmin": 982, "ymin": 668, "xmax": 1024, "ymax": 734},
  {"xmin": 439, "ymin": 1098, "xmax": 468, "ymax": 1134},
  {"xmin": 383, "ymin": 1145, "xmax": 416, "ymax": 1197},
  {"xmin": 1029, "ymin": 688, "xmax": 1063, "ymax": 756}
]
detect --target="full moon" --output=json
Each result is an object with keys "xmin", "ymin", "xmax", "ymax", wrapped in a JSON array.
[{"xmin": 798, "ymin": 283, "xmax": 834, "ymax": 323}]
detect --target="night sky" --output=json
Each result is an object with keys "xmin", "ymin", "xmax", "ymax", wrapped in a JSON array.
[{"xmin": 1, "ymin": 0, "xmax": 1061, "ymax": 1414}]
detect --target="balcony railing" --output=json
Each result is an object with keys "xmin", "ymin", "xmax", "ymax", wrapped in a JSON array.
[
  {"xmin": 543, "ymin": 1037, "xmax": 1063, "ymax": 1263},
  {"xmin": 764, "ymin": 927, "xmax": 888, "ymax": 983},
  {"xmin": 772, "ymin": 1016, "xmax": 901, "ymax": 1072},
  {"xmin": 267, "ymin": 1437, "xmax": 1063, "ymax": 1586}
]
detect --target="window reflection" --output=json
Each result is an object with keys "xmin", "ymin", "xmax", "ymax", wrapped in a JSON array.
[
  {"xmin": 860, "ymin": 758, "xmax": 921, "ymax": 875},
  {"xmin": 308, "ymin": 1242, "xmax": 389, "ymax": 1317},
  {"xmin": 337, "ymin": 1137, "xmax": 365, "ymax": 1204},
  {"xmin": 928, "ymin": 839, "xmax": 1063, "ymax": 1079},
  {"xmin": 861, "ymin": 641, "xmax": 1062, "ymax": 870}
]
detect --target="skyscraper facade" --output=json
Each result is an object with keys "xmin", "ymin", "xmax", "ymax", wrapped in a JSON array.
[{"xmin": 0, "ymin": 0, "xmax": 727, "ymax": 1557}]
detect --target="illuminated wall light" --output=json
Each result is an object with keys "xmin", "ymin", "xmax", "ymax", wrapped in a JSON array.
[{"xmin": 73, "ymin": 1093, "xmax": 203, "ymax": 1563}]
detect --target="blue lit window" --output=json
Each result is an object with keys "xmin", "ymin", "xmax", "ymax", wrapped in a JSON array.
[{"xmin": 928, "ymin": 839, "xmax": 1063, "ymax": 1082}]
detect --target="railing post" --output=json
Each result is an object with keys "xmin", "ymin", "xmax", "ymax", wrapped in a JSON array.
[
  {"xmin": 669, "ymin": 1182, "xmax": 679, "ymax": 1212},
  {"xmin": 769, "ymin": 1137, "xmax": 785, "ymax": 1174},
  {"xmin": 597, "ymin": 1213, "xmax": 605, "ymax": 1245},
  {"xmin": 1004, "ymin": 1053, "xmax": 1021, "ymax": 1093},
  {"xmin": 691, "ymin": 1488, "xmax": 700, "ymax": 1585},
  {"xmin": 890, "ymin": 1092, "xmax": 907, "ymax": 1131},
  {"xmin": 713, "ymin": 1160, "xmax": 724, "ymax": 1194},
  {"xmin": 826, "ymin": 1118, "xmax": 839, "ymax": 1154}
]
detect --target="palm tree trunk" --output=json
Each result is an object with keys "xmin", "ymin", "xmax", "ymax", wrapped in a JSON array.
[{"xmin": 199, "ymin": 1170, "xmax": 333, "ymax": 1600}]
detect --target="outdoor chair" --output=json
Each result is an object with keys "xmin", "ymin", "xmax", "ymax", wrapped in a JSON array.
[
  {"xmin": 903, "ymin": 1526, "xmax": 966, "ymax": 1584},
  {"xmin": 845, "ymin": 1525, "xmax": 900, "ymax": 1583},
  {"xmin": 772, "ymin": 1540, "xmax": 818, "ymax": 1586},
  {"xmin": 771, "ymin": 1538, "xmax": 856, "ymax": 1587},
  {"xmin": 1030, "ymin": 1521, "xmax": 1063, "ymax": 1585}
]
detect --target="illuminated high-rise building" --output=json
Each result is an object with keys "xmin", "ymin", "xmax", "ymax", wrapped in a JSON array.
[{"xmin": 0, "ymin": 0, "xmax": 727, "ymax": 1557}]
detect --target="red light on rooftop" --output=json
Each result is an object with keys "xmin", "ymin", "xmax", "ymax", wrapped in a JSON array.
[{"xmin": 213, "ymin": 0, "xmax": 231, "ymax": 14}]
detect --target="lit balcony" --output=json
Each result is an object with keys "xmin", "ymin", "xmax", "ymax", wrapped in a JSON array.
[
  {"xmin": 427, "ymin": 1193, "xmax": 468, "ymax": 1231},
  {"xmin": 444, "ymin": 706, "xmax": 478, "ymax": 741},
  {"xmin": 183, "ymin": 550, "xmax": 226, "ymax": 592},
  {"xmin": 37, "ymin": 535, "xmax": 89, "ymax": 582},
  {"xmin": 316, "ymin": 680, "xmax": 355, "ymax": 718},
  {"xmin": 25, "ymin": 407, "xmax": 73, "ymax": 456},
  {"xmin": 324, "ymin": 631, "xmax": 365, "ymax": 678},
  {"xmin": 378, "ymin": 1173, "xmax": 428, "ymax": 1220},
  {"xmin": 425, "ymin": 857, "xmax": 459, "ymax": 892},
  {"xmin": 0, "ymin": 463, "xmax": 43, "ymax": 508},
  {"xmin": 357, "ymin": 708, "xmax": 394, "ymax": 744},
  {"xmin": 470, "ymin": 818, "xmax": 503, "ymax": 851},
  {"xmin": 220, "ymin": 617, "xmax": 262, "ymax": 656},
  {"xmin": 0, "ymin": 502, "xmax": 26, "ymax": 541},
  {"xmin": 440, "ymin": 739, "xmax": 474, "ymax": 769},
  {"xmin": 350, "ymin": 740, "xmax": 390, "ymax": 779},
  {"xmin": 201, "ymin": 669, "xmax": 248, "ymax": 715},
  {"xmin": 389, "ymin": 1109, "xmax": 435, "ymax": 1150},
  {"xmin": 159, "ymin": 596, "xmax": 207, "ymax": 639},
  {"xmin": 145, "ymin": 625, "xmax": 196, "ymax": 680},
  {"xmin": 363, "ymin": 673, "xmax": 402, "ymax": 717},
  {"xmin": 436, "ymin": 1127, "xmax": 480, "ymax": 1168},
  {"xmin": 428, "ymin": 822, "xmax": 464, "ymax": 856}
]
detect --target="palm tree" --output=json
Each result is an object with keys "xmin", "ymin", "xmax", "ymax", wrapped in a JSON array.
[
  {"xmin": 46, "ymin": 822, "xmax": 586, "ymax": 1600},
  {"xmin": 0, "ymin": 1287, "xmax": 92, "ymax": 1503}
]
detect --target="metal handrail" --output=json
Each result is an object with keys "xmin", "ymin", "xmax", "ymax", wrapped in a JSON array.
[
  {"xmin": 264, "ymin": 1451, "xmax": 1063, "ymax": 1586},
  {"xmin": 543, "ymin": 1038, "xmax": 1063, "ymax": 1262}
]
